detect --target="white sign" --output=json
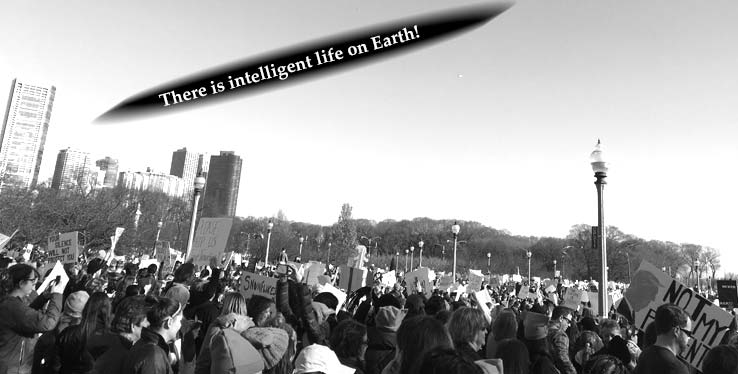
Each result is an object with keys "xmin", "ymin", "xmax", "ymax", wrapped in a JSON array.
[
  {"xmin": 406, "ymin": 267, "xmax": 433, "ymax": 297},
  {"xmin": 238, "ymin": 271, "xmax": 278, "ymax": 300},
  {"xmin": 189, "ymin": 218, "xmax": 233, "ymax": 266},
  {"xmin": 47, "ymin": 232, "xmax": 79, "ymax": 264},
  {"xmin": 36, "ymin": 261, "xmax": 69, "ymax": 294},
  {"xmin": 468, "ymin": 269, "xmax": 485, "ymax": 292}
]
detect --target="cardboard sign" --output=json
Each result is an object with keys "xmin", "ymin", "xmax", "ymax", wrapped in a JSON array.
[
  {"xmin": 381, "ymin": 270, "xmax": 397, "ymax": 288},
  {"xmin": 562, "ymin": 287, "xmax": 584, "ymax": 311},
  {"xmin": 189, "ymin": 218, "xmax": 234, "ymax": 266},
  {"xmin": 511, "ymin": 274, "xmax": 522, "ymax": 283},
  {"xmin": 625, "ymin": 261, "xmax": 734, "ymax": 372},
  {"xmin": 468, "ymin": 269, "xmax": 485, "ymax": 292},
  {"xmin": 438, "ymin": 275, "xmax": 454, "ymax": 292},
  {"xmin": 406, "ymin": 267, "xmax": 433, "ymax": 297},
  {"xmin": 339, "ymin": 265, "xmax": 368, "ymax": 293},
  {"xmin": 304, "ymin": 262, "xmax": 326, "ymax": 286},
  {"xmin": 155, "ymin": 241, "xmax": 170, "ymax": 263},
  {"xmin": 47, "ymin": 232, "xmax": 79, "ymax": 264},
  {"xmin": 238, "ymin": 272, "xmax": 278, "ymax": 300},
  {"xmin": 139, "ymin": 258, "xmax": 159, "ymax": 270},
  {"xmin": 36, "ymin": 261, "xmax": 69, "ymax": 294},
  {"xmin": 475, "ymin": 290, "xmax": 493, "ymax": 324},
  {"xmin": 717, "ymin": 280, "xmax": 738, "ymax": 309}
]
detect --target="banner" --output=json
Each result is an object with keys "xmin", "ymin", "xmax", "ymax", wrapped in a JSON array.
[
  {"xmin": 624, "ymin": 261, "xmax": 734, "ymax": 372},
  {"xmin": 189, "ymin": 217, "xmax": 234, "ymax": 266},
  {"xmin": 380, "ymin": 270, "xmax": 396, "ymax": 288},
  {"xmin": 562, "ymin": 287, "xmax": 584, "ymax": 311},
  {"xmin": 406, "ymin": 267, "xmax": 433, "ymax": 297},
  {"xmin": 304, "ymin": 262, "xmax": 326, "ymax": 286},
  {"xmin": 717, "ymin": 280, "xmax": 738, "ymax": 309},
  {"xmin": 238, "ymin": 271, "xmax": 278, "ymax": 300},
  {"xmin": 468, "ymin": 269, "xmax": 485, "ymax": 292},
  {"xmin": 339, "ymin": 265, "xmax": 368, "ymax": 293},
  {"xmin": 47, "ymin": 232, "xmax": 79, "ymax": 264}
]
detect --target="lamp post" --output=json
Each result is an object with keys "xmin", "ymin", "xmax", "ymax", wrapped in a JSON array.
[
  {"xmin": 405, "ymin": 249, "xmax": 409, "ymax": 273},
  {"xmin": 152, "ymin": 221, "xmax": 163, "ymax": 254},
  {"xmin": 327, "ymin": 242, "xmax": 332, "ymax": 265},
  {"xmin": 395, "ymin": 251, "xmax": 400, "ymax": 271},
  {"xmin": 299, "ymin": 236, "xmax": 304, "ymax": 258},
  {"xmin": 695, "ymin": 260, "xmax": 701, "ymax": 290},
  {"xmin": 30, "ymin": 189, "xmax": 39, "ymax": 208},
  {"xmin": 410, "ymin": 246, "xmax": 414, "ymax": 270},
  {"xmin": 264, "ymin": 219, "xmax": 274, "ymax": 266},
  {"xmin": 134, "ymin": 203, "xmax": 142, "ymax": 230},
  {"xmin": 418, "ymin": 240, "xmax": 424, "ymax": 267},
  {"xmin": 451, "ymin": 221, "xmax": 460, "ymax": 281},
  {"xmin": 487, "ymin": 252, "xmax": 491, "ymax": 275},
  {"xmin": 591, "ymin": 139, "xmax": 609, "ymax": 317},
  {"xmin": 553, "ymin": 260, "xmax": 557, "ymax": 278},
  {"xmin": 526, "ymin": 251, "xmax": 532, "ymax": 283},
  {"xmin": 185, "ymin": 175, "xmax": 206, "ymax": 260}
]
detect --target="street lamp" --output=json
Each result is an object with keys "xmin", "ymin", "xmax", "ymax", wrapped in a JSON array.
[
  {"xmin": 591, "ymin": 139, "xmax": 609, "ymax": 317},
  {"xmin": 451, "ymin": 221, "xmax": 460, "ymax": 281},
  {"xmin": 418, "ymin": 240, "xmax": 424, "ymax": 267},
  {"xmin": 299, "ymin": 236, "xmax": 304, "ymax": 258},
  {"xmin": 410, "ymin": 246, "xmax": 415, "ymax": 270},
  {"xmin": 264, "ymin": 219, "xmax": 274, "ymax": 266},
  {"xmin": 405, "ymin": 249, "xmax": 409, "ymax": 273},
  {"xmin": 526, "ymin": 251, "xmax": 532, "ymax": 283},
  {"xmin": 327, "ymin": 242, "xmax": 332, "ymax": 265},
  {"xmin": 30, "ymin": 189, "xmax": 39, "ymax": 208},
  {"xmin": 152, "ymin": 221, "xmax": 163, "ymax": 254},
  {"xmin": 487, "ymin": 252, "xmax": 491, "ymax": 275},
  {"xmin": 134, "ymin": 203, "xmax": 142, "ymax": 230},
  {"xmin": 395, "ymin": 251, "xmax": 400, "ymax": 271},
  {"xmin": 185, "ymin": 175, "xmax": 206, "ymax": 260},
  {"xmin": 695, "ymin": 260, "xmax": 701, "ymax": 290},
  {"xmin": 553, "ymin": 259, "xmax": 557, "ymax": 278}
]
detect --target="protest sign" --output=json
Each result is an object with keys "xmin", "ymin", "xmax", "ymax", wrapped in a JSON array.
[
  {"xmin": 339, "ymin": 265, "xmax": 368, "ymax": 293},
  {"xmin": 155, "ymin": 241, "xmax": 170, "ymax": 263},
  {"xmin": 36, "ymin": 261, "xmax": 69, "ymax": 294},
  {"xmin": 47, "ymin": 232, "xmax": 79, "ymax": 264},
  {"xmin": 468, "ymin": 269, "xmax": 485, "ymax": 292},
  {"xmin": 587, "ymin": 292, "xmax": 598, "ymax": 312},
  {"xmin": 316, "ymin": 282, "xmax": 347, "ymax": 309},
  {"xmin": 562, "ymin": 287, "xmax": 584, "ymax": 311},
  {"xmin": 517, "ymin": 286, "xmax": 531, "ymax": 300},
  {"xmin": 238, "ymin": 271, "xmax": 278, "ymax": 300},
  {"xmin": 304, "ymin": 262, "xmax": 326, "ymax": 286},
  {"xmin": 189, "ymin": 218, "xmax": 233, "ymax": 266},
  {"xmin": 624, "ymin": 261, "xmax": 734, "ymax": 372},
  {"xmin": 512, "ymin": 274, "xmax": 522, "ymax": 283},
  {"xmin": 438, "ymin": 275, "xmax": 454, "ymax": 292},
  {"xmin": 717, "ymin": 280, "xmax": 738, "ymax": 309},
  {"xmin": 380, "ymin": 270, "xmax": 396, "ymax": 288},
  {"xmin": 474, "ymin": 290, "xmax": 493, "ymax": 324},
  {"xmin": 406, "ymin": 267, "xmax": 433, "ymax": 297},
  {"xmin": 139, "ymin": 258, "xmax": 159, "ymax": 270}
]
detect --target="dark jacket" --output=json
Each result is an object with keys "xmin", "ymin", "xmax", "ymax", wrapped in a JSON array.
[
  {"xmin": 121, "ymin": 328, "xmax": 173, "ymax": 374},
  {"xmin": 455, "ymin": 342, "xmax": 483, "ymax": 363},
  {"xmin": 0, "ymin": 293, "xmax": 63, "ymax": 374},
  {"xmin": 32, "ymin": 314, "xmax": 82, "ymax": 374},
  {"xmin": 92, "ymin": 334, "xmax": 133, "ymax": 374},
  {"xmin": 339, "ymin": 357, "xmax": 366, "ymax": 374},
  {"xmin": 56, "ymin": 324, "xmax": 94, "ymax": 374},
  {"xmin": 365, "ymin": 327, "xmax": 397, "ymax": 374}
]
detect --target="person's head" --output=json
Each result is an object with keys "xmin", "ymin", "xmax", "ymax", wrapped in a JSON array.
[
  {"xmin": 112, "ymin": 295, "xmax": 156, "ymax": 343},
  {"xmin": 397, "ymin": 316, "xmax": 453, "ymax": 374},
  {"xmin": 703, "ymin": 344, "xmax": 738, "ymax": 374},
  {"xmin": 599, "ymin": 318, "xmax": 622, "ymax": 346},
  {"xmin": 492, "ymin": 309, "xmax": 518, "ymax": 342},
  {"xmin": 173, "ymin": 262, "xmax": 195, "ymax": 284},
  {"xmin": 147, "ymin": 297, "xmax": 183, "ymax": 342},
  {"xmin": 574, "ymin": 330, "xmax": 604, "ymax": 355},
  {"xmin": 582, "ymin": 354, "xmax": 630, "ymax": 374},
  {"xmin": 551, "ymin": 306, "xmax": 574, "ymax": 331},
  {"xmin": 221, "ymin": 292, "xmax": 248, "ymax": 316},
  {"xmin": 80, "ymin": 291, "xmax": 112, "ymax": 337},
  {"xmin": 147, "ymin": 263, "xmax": 158, "ymax": 276},
  {"xmin": 125, "ymin": 284, "xmax": 143, "ymax": 297},
  {"xmin": 3, "ymin": 264, "xmax": 39, "ymax": 296},
  {"xmin": 494, "ymin": 338, "xmax": 530, "ymax": 374},
  {"xmin": 329, "ymin": 319, "xmax": 368, "ymax": 361},
  {"xmin": 293, "ymin": 344, "xmax": 355, "ymax": 374},
  {"xmin": 654, "ymin": 303, "xmax": 692, "ymax": 355},
  {"xmin": 247, "ymin": 295, "xmax": 277, "ymax": 327},
  {"xmin": 418, "ymin": 347, "xmax": 484, "ymax": 374},
  {"xmin": 425, "ymin": 295, "xmax": 449, "ymax": 316},
  {"xmin": 314, "ymin": 292, "xmax": 339, "ymax": 311},
  {"xmin": 448, "ymin": 307, "xmax": 488, "ymax": 349}
]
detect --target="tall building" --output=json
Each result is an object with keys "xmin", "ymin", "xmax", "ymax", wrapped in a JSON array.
[
  {"xmin": 118, "ymin": 169, "xmax": 186, "ymax": 198},
  {"xmin": 201, "ymin": 151, "xmax": 242, "ymax": 217},
  {"xmin": 170, "ymin": 147, "xmax": 200, "ymax": 195},
  {"xmin": 197, "ymin": 153, "xmax": 210, "ymax": 179},
  {"xmin": 95, "ymin": 157, "xmax": 119, "ymax": 188},
  {"xmin": 51, "ymin": 148, "xmax": 96, "ymax": 190},
  {"xmin": 0, "ymin": 79, "xmax": 56, "ymax": 190}
]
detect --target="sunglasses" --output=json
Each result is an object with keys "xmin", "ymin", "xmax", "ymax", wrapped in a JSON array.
[{"xmin": 680, "ymin": 327, "xmax": 694, "ymax": 338}]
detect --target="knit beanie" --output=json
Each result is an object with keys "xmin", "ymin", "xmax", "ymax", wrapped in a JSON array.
[
  {"xmin": 375, "ymin": 306, "xmax": 406, "ymax": 332},
  {"xmin": 523, "ymin": 312, "xmax": 550, "ymax": 340},
  {"xmin": 64, "ymin": 290, "xmax": 90, "ymax": 318}
]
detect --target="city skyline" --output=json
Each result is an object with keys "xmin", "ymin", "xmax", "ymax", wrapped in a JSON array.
[{"xmin": 1, "ymin": 0, "xmax": 736, "ymax": 272}]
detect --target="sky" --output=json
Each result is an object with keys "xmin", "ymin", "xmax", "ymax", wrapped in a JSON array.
[{"xmin": 1, "ymin": 0, "xmax": 737, "ymax": 272}]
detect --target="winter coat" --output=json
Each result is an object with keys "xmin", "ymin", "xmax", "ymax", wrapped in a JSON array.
[
  {"xmin": 121, "ymin": 328, "xmax": 174, "ymax": 374},
  {"xmin": 195, "ymin": 313, "xmax": 257, "ymax": 374},
  {"xmin": 365, "ymin": 327, "xmax": 397, "ymax": 374},
  {"xmin": 56, "ymin": 324, "xmax": 94, "ymax": 374},
  {"xmin": 32, "ymin": 314, "xmax": 82, "ymax": 374},
  {"xmin": 91, "ymin": 334, "xmax": 133, "ymax": 374},
  {"xmin": 0, "ymin": 293, "xmax": 63, "ymax": 374}
]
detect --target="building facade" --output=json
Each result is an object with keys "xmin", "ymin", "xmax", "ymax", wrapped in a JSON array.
[
  {"xmin": 51, "ymin": 148, "xmax": 97, "ymax": 190},
  {"xmin": 95, "ymin": 157, "xmax": 119, "ymax": 188},
  {"xmin": 0, "ymin": 79, "xmax": 56, "ymax": 190},
  {"xmin": 170, "ymin": 147, "xmax": 200, "ymax": 195},
  {"xmin": 201, "ymin": 151, "xmax": 242, "ymax": 217},
  {"xmin": 118, "ymin": 169, "xmax": 186, "ymax": 198}
]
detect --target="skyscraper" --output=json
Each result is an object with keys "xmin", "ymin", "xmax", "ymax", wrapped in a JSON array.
[
  {"xmin": 51, "ymin": 148, "xmax": 96, "ymax": 190},
  {"xmin": 170, "ymin": 147, "xmax": 200, "ymax": 195},
  {"xmin": 95, "ymin": 157, "xmax": 119, "ymax": 188},
  {"xmin": 0, "ymin": 79, "xmax": 56, "ymax": 190},
  {"xmin": 201, "ymin": 151, "xmax": 242, "ymax": 217}
]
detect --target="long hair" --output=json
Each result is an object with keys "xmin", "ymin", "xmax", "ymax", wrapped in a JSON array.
[
  {"xmin": 447, "ymin": 307, "xmax": 487, "ymax": 346},
  {"xmin": 1, "ymin": 264, "xmax": 39, "ymax": 296},
  {"xmin": 495, "ymin": 338, "xmax": 530, "ymax": 374},
  {"xmin": 397, "ymin": 316, "xmax": 453, "ymax": 374},
  {"xmin": 492, "ymin": 310, "xmax": 518, "ymax": 342},
  {"xmin": 79, "ymin": 291, "xmax": 112, "ymax": 339}
]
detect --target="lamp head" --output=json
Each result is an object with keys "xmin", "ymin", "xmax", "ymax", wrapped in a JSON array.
[
  {"xmin": 157, "ymin": 221, "xmax": 163, "ymax": 229},
  {"xmin": 410, "ymin": 246, "xmax": 414, "ymax": 252},
  {"xmin": 418, "ymin": 240, "xmax": 424, "ymax": 248},
  {"xmin": 267, "ymin": 219, "xmax": 274, "ymax": 230},
  {"xmin": 451, "ymin": 221, "xmax": 460, "ymax": 235},
  {"xmin": 487, "ymin": 252, "xmax": 491, "ymax": 258},
  {"xmin": 405, "ymin": 249, "xmax": 409, "ymax": 254},
  {"xmin": 299, "ymin": 236, "xmax": 304, "ymax": 243},
  {"xmin": 194, "ymin": 175, "xmax": 206, "ymax": 190},
  {"xmin": 590, "ymin": 139, "xmax": 609, "ymax": 173}
]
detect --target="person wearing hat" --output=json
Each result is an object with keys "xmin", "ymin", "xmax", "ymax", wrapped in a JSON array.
[
  {"xmin": 294, "ymin": 344, "xmax": 356, "ymax": 374},
  {"xmin": 522, "ymin": 311, "xmax": 558, "ymax": 374},
  {"xmin": 122, "ymin": 297, "xmax": 184, "ymax": 374},
  {"xmin": 32, "ymin": 290, "xmax": 90, "ymax": 374},
  {"xmin": 365, "ymin": 305, "xmax": 405, "ymax": 374},
  {"xmin": 547, "ymin": 306, "xmax": 576, "ymax": 374}
]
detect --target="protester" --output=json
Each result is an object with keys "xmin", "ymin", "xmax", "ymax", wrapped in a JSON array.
[
  {"xmin": 702, "ymin": 344, "xmax": 738, "ymax": 374},
  {"xmin": 33, "ymin": 290, "xmax": 90, "ymax": 374},
  {"xmin": 582, "ymin": 354, "xmax": 631, "ymax": 374},
  {"xmin": 523, "ymin": 311, "xmax": 559, "ymax": 374},
  {"xmin": 0, "ymin": 263, "xmax": 67, "ymax": 374},
  {"xmin": 418, "ymin": 347, "xmax": 484, "ymax": 374},
  {"xmin": 365, "ymin": 305, "xmax": 404, "ymax": 374},
  {"xmin": 382, "ymin": 316, "xmax": 453, "ymax": 374},
  {"xmin": 547, "ymin": 306, "xmax": 576, "ymax": 374},
  {"xmin": 293, "ymin": 343, "xmax": 356, "ymax": 374},
  {"xmin": 486, "ymin": 309, "xmax": 518, "ymax": 358},
  {"xmin": 56, "ymin": 291, "xmax": 113, "ymax": 374},
  {"xmin": 633, "ymin": 304, "xmax": 690, "ymax": 374},
  {"xmin": 494, "ymin": 338, "xmax": 530, "ymax": 374},
  {"xmin": 330, "ymin": 319, "xmax": 368, "ymax": 374},
  {"xmin": 447, "ymin": 307, "xmax": 488, "ymax": 362},
  {"xmin": 121, "ymin": 297, "xmax": 184, "ymax": 374}
]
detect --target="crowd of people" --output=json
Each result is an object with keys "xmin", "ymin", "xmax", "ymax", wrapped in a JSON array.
[{"xmin": 1, "ymin": 255, "xmax": 738, "ymax": 374}]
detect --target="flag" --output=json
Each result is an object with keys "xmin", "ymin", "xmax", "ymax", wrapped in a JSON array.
[{"xmin": 0, "ymin": 229, "xmax": 19, "ymax": 251}]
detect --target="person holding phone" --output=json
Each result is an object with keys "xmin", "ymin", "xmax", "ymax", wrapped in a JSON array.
[{"xmin": 0, "ymin": 263, "xmax": 68, "ymax": 374}]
